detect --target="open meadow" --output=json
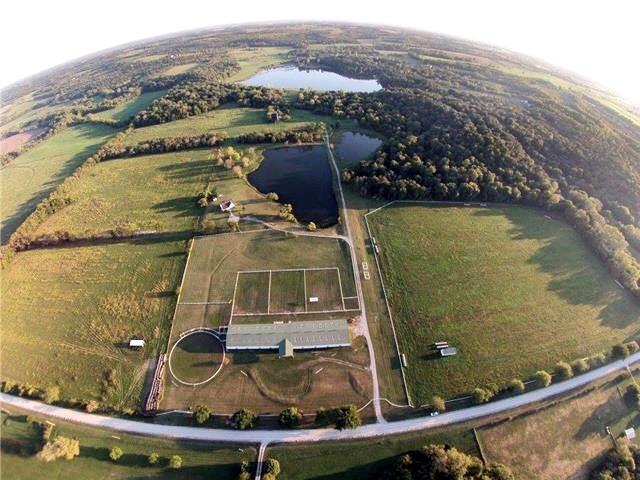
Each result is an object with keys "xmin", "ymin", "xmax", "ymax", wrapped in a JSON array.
[
  {"xmin": 368, "ymin": 203, "xmax": 640, "ymax": 403},
  {"xmin": 0, "ymin": 238, "xmax": 187, "ymax": 407},
  {"xmin": 226, "ymin": 47, "xmax": 289, "ymax": 82},
  {"xmin": 479, "ymin": 369, "xmax": 639, "ymax": 480},
  {"xmin": 0, "ymin": 123, "xmax": 115, "ymax": 242},
  {"xmin": 32, "ymin": 146, "xmax": 285, "ymax": 238},
  {"xmin": 0, "ymin": 410, "xmax": 255, "ymax": 479},
  {"xmin": 118, "ymin": 106, "xmax": 337, "ymax": 146},
  {"xmin": 90, "ymin": 90, "xmax": 166, "ymax": 123}
]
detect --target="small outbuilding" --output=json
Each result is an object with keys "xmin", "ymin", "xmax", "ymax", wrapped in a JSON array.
[
  {"xmin": 279, "ymin": 339, "xmax": 294, "ymax": 358},
  {"xmin": 129, "ymin": 339, "xmax": 145, "ymax": 349},
  {"xmin": 440, "ymin": 347, "xmax": 457, "ymax": 357},
  {"xmin": 220, "ymin": 200, "xmax": 235, "ymax": 212}
]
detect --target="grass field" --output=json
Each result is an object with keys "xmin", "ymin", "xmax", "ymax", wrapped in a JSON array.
[
  {"xmin": 170, "ymin": 331, "xmax": 224, "ymax": 384},
  {"xmin": 305, "ymin": 268, "xmax": 344, "ymax": 312},
  {"xmin": 1, "ymin": 410, "xmax": 255, "ymax": 479},
  {"xmin": 163, "ymin": 337, "xmax": 372, "ymax": 415},
  {"xmin": 270, "ymin": 270, "xmax": 306, "ymax": 313},
  {"xmin": 0, "ymin": 238, "xmax": 187, "ymax": 406},
  {"xmin": 91, "ymin": 90, "xmax": 167, "ymax": 123},
  {"xmin": 0, "ymin": 123, "xmax": 115, "ymax": 242},
  {"xmin": 0, "ymin": 93, "xmax": 63, "ymax": 135},
  {"xmin": 118, "ymin": 106, "xmax": 339, "ymax": 146},
  {"xmin": 33, "ymin": 150, "xmax": 215, "ymax": 237},
  {"xmin": 232, "ymin": 268, "xmax": 348, "ymax": 315},
  {"xmin": 368, "ymin": 203, "xmax": 640, "ymax": 403},
  {"xmin": 163, "ymin": 229, "xmax": 366, "ymax": 413},
  {"xmin": 227, "ymin": 47, "xmax": 290, "ymax": 82},
  {"xmin": 32, "ymin": 146, "xmax": 283, "ymax": 238},
  {"xmin": 267, "ymin": 426, "xmax": 478, "ymax": 480},
  {"xmin": 234, "ymin": 271, "xmax": 271, "ymax": 314},
  {"xmin": 480, "ymin": 369, "xmax": 639, "ymax": 480},
  {"xmin": 175, "ymin": 230, "xmax": 357, "ymax": 330}
]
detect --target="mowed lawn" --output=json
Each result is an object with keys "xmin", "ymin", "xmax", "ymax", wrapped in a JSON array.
[
  {"xmin": 480, "ymin": 370, "xmax": 638, "ymax": 480},
  {"xmin": 119, "ymin": 106, "xmax": 333, "ymax": 146},
  {"xmin": 368, "ymin": 204, "xmax": 640, "ymax": 403},
  {"xmin": 0, "ymin": 123, "xmax": 115, "ymax": 242},
  {"xmin": 1, "ymin": 411, "xmax": 255, "ymax": 480},
  {"xmin": 33, "ymin": 150, "xmax": 216, "ymax": 237},
  {"xmin": 91, "ymin": 90, "xmax": 166, "ymax": 123},
  {"xmin": 0, "ymin": 239, "xmax": 187, "ymax": 407}
]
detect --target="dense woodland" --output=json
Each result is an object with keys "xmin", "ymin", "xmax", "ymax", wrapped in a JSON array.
[{"xmin": 3, "ymin": 23, "xmax": 640, "ymax": 293}]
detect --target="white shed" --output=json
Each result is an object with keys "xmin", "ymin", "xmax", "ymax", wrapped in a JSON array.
[{"xmin": 129, "ymin": 339, "xmax": 145, "ymax": 349}]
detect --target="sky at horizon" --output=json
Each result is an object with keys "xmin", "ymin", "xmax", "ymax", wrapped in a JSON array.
[{"xmin": 1, "ymin": 0, "xmax": 639, "ymax": 106}]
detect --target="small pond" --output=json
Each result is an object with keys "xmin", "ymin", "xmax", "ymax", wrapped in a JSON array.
[
  {"xmin": 335, "ymin": 131, "xmax": 382, "ymax": 163},
  {"xmin": 248, "ymin": 145, "xmax": 338, "ymax": 227},
  {"xmin": 242, "ymin": 66, "xmax": 382, "ymax": 92}
]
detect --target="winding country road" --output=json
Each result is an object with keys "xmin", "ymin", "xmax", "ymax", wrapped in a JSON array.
[{"xmin": 2, "ymin": 352, "xmax": 639, "ymax": 445}]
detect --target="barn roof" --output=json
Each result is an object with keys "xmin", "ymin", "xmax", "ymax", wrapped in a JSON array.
[{"xmin": 226, "ymin": 320, "xmax": 350, "ymax": 350}]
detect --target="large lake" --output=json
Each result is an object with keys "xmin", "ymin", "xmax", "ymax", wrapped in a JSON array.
[
  {"xmin": 242, "ymin": 66, "xmax": 382, "ymax": 92},
  {"xmin": 335, "ymin": 131, "xmax": 382, "ymax": 163},
  {"xmin": 248, "ymin": 145, "xmax": 338, "ymax": 227}
]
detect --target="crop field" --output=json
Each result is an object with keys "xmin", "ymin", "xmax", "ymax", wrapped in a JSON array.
[
  {"xmin": 368, "ymin": 203, "xmax": 640, "ymax": 403},
  {"xmin": 480, "ymin": 369, "xmax": 638, "ymax": 480},
  {"xmin": 1, "ymin": 410, "xmax": 255, "ymax": 480},
  {"xmin": 0, "ymin": 123, "xmax": 115, "ymax": 242},
  {"xmin": 118, "ymin": 106, "xmax": 338, "ymax": 146},
  {"xmin": 91, "ymin": 90, "xmax": 166, "ymax": 123},
  {"xmin": 267, "ymin": 426, "xmax": 478, "ymax": 480},
  {"xmin": 163, "ymin": 229, "xmax": 366, "ymax": 413},
  {"xmin": 0, "ymin": 238, "xmax": 187, "ymax": 407}
]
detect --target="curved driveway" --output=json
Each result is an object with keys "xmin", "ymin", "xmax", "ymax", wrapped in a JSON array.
[{"xmin": 2, "ymin": 351, "xmax": 638, "ymax": 445}]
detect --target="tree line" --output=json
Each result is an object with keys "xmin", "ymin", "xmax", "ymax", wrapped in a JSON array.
[{"xmin": 132, "ymin": 81, "xmax": 289, "ymax": 126}]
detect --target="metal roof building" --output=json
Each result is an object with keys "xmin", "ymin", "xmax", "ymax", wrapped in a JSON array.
[{"xmin": 226, "ymin": 320, "xmax": 351, "ymax": 352}]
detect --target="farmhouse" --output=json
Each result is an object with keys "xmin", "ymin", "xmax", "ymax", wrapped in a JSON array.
[
  {"xmin": 225, "ymin": 319, "xmax": 351, "ymax": 356},
  {"xmin": 220, "ymin": 199, "xmax": 235, "ymax": 212}
]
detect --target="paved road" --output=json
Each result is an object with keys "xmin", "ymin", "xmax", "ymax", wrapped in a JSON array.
[
  {"xmin": 2, "ymin": 352, "xmax": 639, "ymax": 444},
  {"xmin": 324, "ymin": 130, "xmax": 384, "ymax": 422}
]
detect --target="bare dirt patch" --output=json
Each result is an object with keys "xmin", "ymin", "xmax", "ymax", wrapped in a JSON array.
[{"xmin": 0, "ymin": 127, "xmax": 44, "ymax": 154}]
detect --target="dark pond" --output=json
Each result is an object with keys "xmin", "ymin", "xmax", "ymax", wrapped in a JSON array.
[
  {"xmin": 242, "ymin": 66, "xmax": 382, "ymax": 92},
  {"xmin": 248, "ymin": 145, "xmax": 338, "ymax": 227},
  {"xmin": 335, "ymin": 131, "xmax": 383, "ymax": 163}
]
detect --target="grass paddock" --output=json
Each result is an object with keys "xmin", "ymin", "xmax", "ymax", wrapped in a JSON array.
[{"xmin": 368, "ymin": 203, "xmax": 640, "ymax": 403}]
